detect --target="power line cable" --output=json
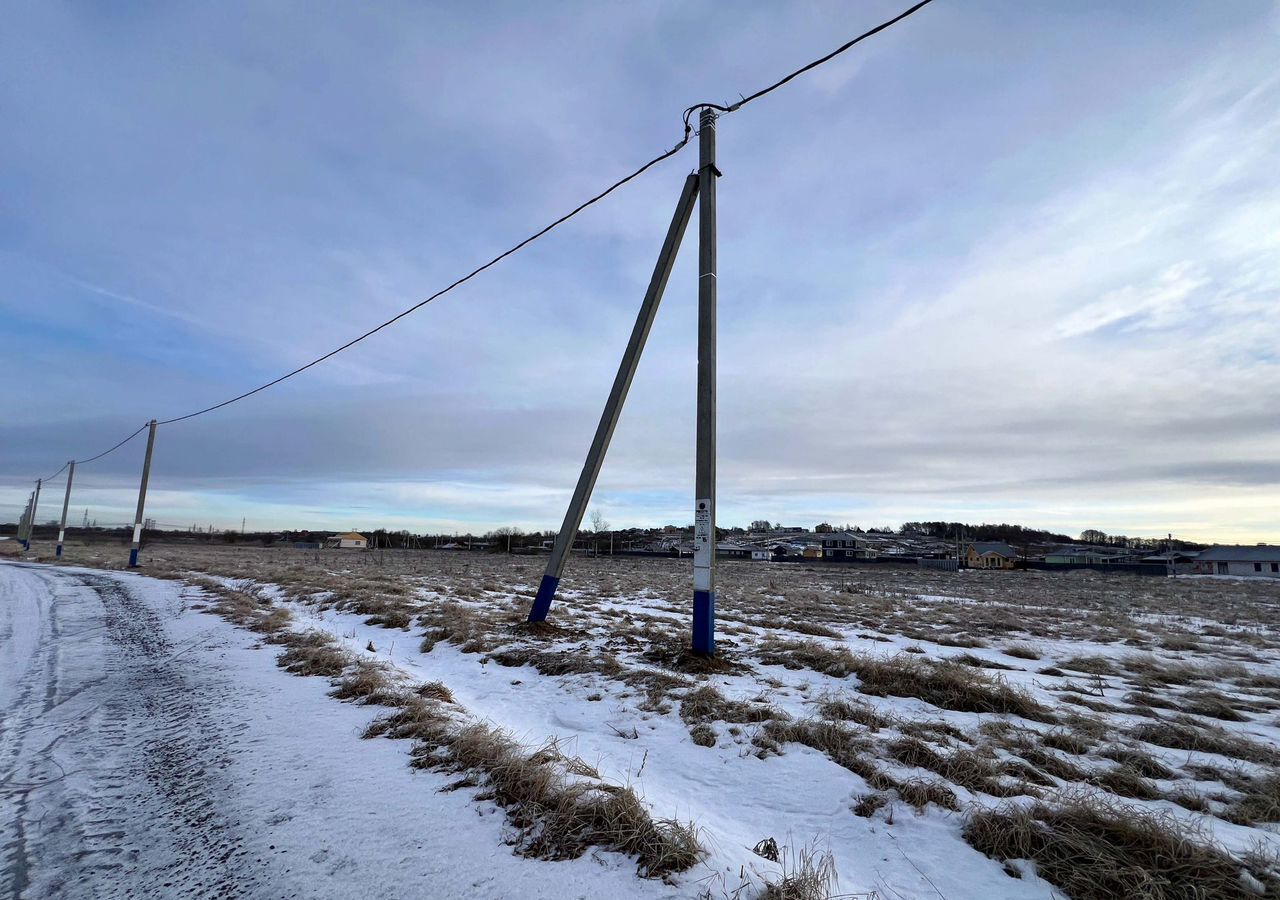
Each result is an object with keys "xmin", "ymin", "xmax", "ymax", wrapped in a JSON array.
[
  {"xmin": 25, "ymin": 0, "xmax": 936, "ymax": 472},
  {"xmin": 683, "ymin": 0, "xmax": 935, "ymax": 132},
  {"xmin": 40, "ymin": 462, "xmax": 69, "ymax": 483},
  {"xmin": 156, "ymin": 138, "xmax": 690, "ymax": 425}
]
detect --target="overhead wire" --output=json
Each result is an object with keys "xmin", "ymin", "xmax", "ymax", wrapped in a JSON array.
[
  {"xmin": 682, "ymin": 0, "xmax": 935, "ymax": 132},
  {"xmin": 23, "ymin": 0, "xmax": 937, "ymax": 477}
]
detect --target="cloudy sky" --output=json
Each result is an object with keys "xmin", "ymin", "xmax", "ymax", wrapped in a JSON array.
[{"xmin": 3, "ymin": 1, "xmax": 1279, "ymax": 542}]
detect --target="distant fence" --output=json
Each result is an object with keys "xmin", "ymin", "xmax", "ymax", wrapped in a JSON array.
[
  {"xmin": 919, "ymin": 558, "xmax": 959, "ymax": 572},
  {"xmin": 1017, "ymin": 560, "xmax": 1169, "ymax": 577}
]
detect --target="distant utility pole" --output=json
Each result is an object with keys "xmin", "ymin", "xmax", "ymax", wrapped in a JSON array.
[
  {"xmin": 526, "ymin": 171, "xmax": 699, "ymax": 624},
  {"xmin": 19, "ymin": 491, "xmax": 33, "ymax": 546},
  {"xmin": 23, "ymin": 479, "xmax": 42, "ymax": 551},
  {"xmin": 128, "ymin": 420, "xmax": 158, "ymax": 568},
  {"xmin": 56, "ymin": 461, "xmax": 75, "ymax": 558},
  {"xmin": 692, "ymin": 106, "xmax": 719, "ymax": 656}
]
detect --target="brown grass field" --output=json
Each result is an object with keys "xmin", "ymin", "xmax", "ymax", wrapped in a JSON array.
[{"xmin": 36, "ymin": 541, "xmax": 1280, "ymax": 899}]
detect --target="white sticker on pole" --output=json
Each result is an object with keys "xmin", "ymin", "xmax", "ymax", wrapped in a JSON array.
[
  {"xmin": 132, "ymin": 524, "xmax": 143, "ymax": 543},
  {"xmin": 57, "ymin": 530, "xmax": 65, "ymax": 543},
  {"xmin": 693, "ymin": 498, "xmax": 712, "ymax": 589}
]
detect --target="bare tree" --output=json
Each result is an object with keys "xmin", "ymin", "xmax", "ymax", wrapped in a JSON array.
[{"xmin": 588, "ymin": 509, "xmax": 609, "ymax": 533}]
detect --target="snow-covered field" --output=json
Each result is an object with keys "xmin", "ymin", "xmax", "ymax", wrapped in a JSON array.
[{"xmin": 8, "ymin": 545, "xmax": 1280, "ymax": 899}]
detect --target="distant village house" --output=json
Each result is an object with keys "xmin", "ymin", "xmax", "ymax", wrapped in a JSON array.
[
  {"xmin": 965, "ymin": 541, "xmax": 1018, "ymax": 569},
  {"xmin": 327, "ymin": 532, "xmax": 368, "ymax": 549},
  {"xmin": 1196, "ymin": 545, "xmax": 1280, "ymax": 578}
]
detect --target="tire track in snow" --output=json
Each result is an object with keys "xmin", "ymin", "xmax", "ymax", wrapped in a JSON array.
[{"xmin": 0, "ymin": 566, "xmax": 257, "ymax": 899}]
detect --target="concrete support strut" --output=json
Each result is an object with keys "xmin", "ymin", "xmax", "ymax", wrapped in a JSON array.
[
  {"xmin": 527, "ymin": 173, "xmax": 700, "ymax": 623},
  {"xmin": 691, "ymin": 107, "xmax": 719, "ymax": 656},
  {"xmin": 57, "ymin": 461, "xmax": 75, "ymax": 558},
  {"xmin": 128, "ymin": 421, "xmax": 158, "ymax": 568}
]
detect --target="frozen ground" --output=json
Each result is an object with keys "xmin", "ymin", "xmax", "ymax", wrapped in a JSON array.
[
  {"xmin": 8, "ymin": 545, "xmax": 1280, "ymax": 899},
  {"xmin": 0, "ymin": 561, "xmax": 685, "ymax": 899}
]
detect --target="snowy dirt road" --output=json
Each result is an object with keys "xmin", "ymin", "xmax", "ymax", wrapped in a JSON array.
[{"xmin": 0, "ymin": 563, "xmax": 681, "ymax": 900}]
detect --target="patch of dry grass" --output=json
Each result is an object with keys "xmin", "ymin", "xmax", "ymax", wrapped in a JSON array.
[
  {"xmin": 679, "ymin": 685, "xmax": 784, "ymax": 726},
  {"xmin": 1131, "ymin": 719, "xmax": 1277, "ymax": 765},
  {"xmin": 363, "ymin": 696, "xmax": 703, "ymax": 876},
  {"xmin": 1003, "ymin": 643, "xmax": 1041, "ymax": 660},
  {"xmin": 759, "ymin": 842, "xmax": 839, "ymax": 900},
  {"xmin": 964, "ymin": 794, "xmax": 1278, "ymax": 900},
  {"xmin": 815, "ymin": 695, "xmax": 892, "ymax": 731},
  {"xmin": 1224, "ymin": 774, "xmax": 1280, "ymax": 826},
  {"xmin": 271, "ymin": 630, "xmax": 352, "ymax": 677},
  {"xmin": 1098, "ymin": 745, "xmax": 1176, "ymax": 780},
  {"xmin": 758, "ymin": 640, "xmax": 1053, "ymax": 721}
]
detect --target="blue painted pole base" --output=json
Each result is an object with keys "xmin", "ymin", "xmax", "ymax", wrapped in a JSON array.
[
  {"xmin": 128, "ymin": 548, "xmax": 140, "ymax": 568},
  {"xmin": 692, "ymin": 589, "xmax": 716, "ymax": 656},
  {"xmin": 56, "ymin": 545, "xmax": 63, "ymax": 558},
  {"xmin": 528, "ymin": 573, "xmax": 560, "ymax": 622},
  {"xmin": 22, "ymin": 540, "xmax": 30, "ymax": 551}
]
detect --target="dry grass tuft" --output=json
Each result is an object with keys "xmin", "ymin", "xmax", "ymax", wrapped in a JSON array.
[
  {"xmin": 364, "ymin": 709, "xmax": 704, "ymax": 877},
  {"xmin": 1059, "ymin": 655, "xmax": 1117, "ymax": 676},
  {"xmin": 758, "ymin": 640, "xmax": 1053, "ymax": 721},
  {"xmin": 815, "ymin": 695, "xmax": 891, "ymax": 731},
  {"xmin": 680, "ymin": 685, "xmax": 784, "ymax": 725},
  {"xmin": 329, "ymin": 660, "xmax": 407, "ymax": 706},
  {"xmin": 1132, "ymin": 719, "xmax": 1277, "ymax": 764},
  {"xmin": 689, "ymin": 723, "xmax": 717, "ymax": 747},
  {"xmin": 490, "ymin": 647, "xmax": 624, "ymax": 679},
  {"xmin": 760, "ymin": 843, "xmax": 839, "ymax": 900},
  {"xmin": 1099, "ymin": 745, "xmax": 1176, "ymax": 780},
  {"xmin": 784, "ymin": 620, "xmax": 844, "ymax": 640},
  {"xmin": 272, "ymin": 630, "xmax": 352, "ymax": 677},
  {"xmin": 952, "ymin": 653, "xmax": 1021, "ymax": 671},
  {"xmin": 1224, "ymin": 774, "xmax": 1280, "ymax": 826},
  {"xmin": 854, "ymin": 654, "xmax": 1052, "ymax": 721},
  {"xmin": 1092, "ymin": 765, "xmax": 1162, "ymax": 801},
  {"xmin": 851, "ymin": 793, "xmax": 889, "ymax": 818},
  {"xmin": 415, "ymin": 680, "xmax": 455, "ymax": 703},
  {"xmin": 1182, "ymin": 690, "xmax": 1250, "ymax": 722},
  {"xmin": 964, "ymin": 794, "xmax": 1278, "ymax": 900},
  {"xmin": 1003, "ymin": 643, "xmax": 1041, "ymax": 660},
  {"xmin": 894, "ymin": 776, "xmax": 961, "ymax": 812},
  {"xmin": 419, "ymin": 601, "xmax": 501, "ymax": 654},
  {"xmin": 762, "ymin": 719, "xmax": 880, "ymax": 785},
  {"xmin": 1043, "ymin": 728, "xmax": 1094, "ymax": 755}
]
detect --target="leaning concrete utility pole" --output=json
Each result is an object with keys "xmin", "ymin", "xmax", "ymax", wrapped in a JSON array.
[
  {"xmin": 691, "ymin": 107, "xmax": 719, "ymax": 656},
  {"xmin": 527, "ymin": 172, "xmax": 700, "ymax": 623},
  {"xmin": 56, "ymin": 461, "xmax": 75, "ymax": 558},
  {"xmin": 18, "ymin": 491, "xmax": 33, "ymax": 546},
  {"xmin": 24, "ymin": 479, "xmax": 42, "ymax": 551},
  {"xmin": 128, "ymin": 420, "xmax": 158, "ymax": 568}
]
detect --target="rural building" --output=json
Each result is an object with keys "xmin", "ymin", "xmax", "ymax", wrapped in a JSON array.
[
  {"xmin": 1195, "ymin": 545, "xmax": 1280, "ymax": 578},
  {"xmin": 1139, "ymin": 550, "xmax": 1200, "ymax": 574},
  {"xmin": 966, "ymin": 541, "xmax": 1018, "ymax": 569},
  {"xmin": 820, "ymin": 531, "xmax": 877, "ymax": 560},
  {"xmin": 751, "ymin": 548, "xmax": 772, "ymax": 561},
  {"xmin": 1044, "ymin": 545, "xmax": 1136, "ymax": 565},
  {"xmin": 327, "ymin": 532, "xmax": 368, "ymax": 550}
]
